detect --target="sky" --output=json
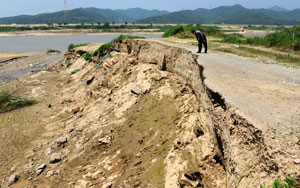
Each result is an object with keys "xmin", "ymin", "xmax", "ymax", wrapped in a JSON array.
[{"xmin": 1, "ymin": 0, "xmax": 300, "ymax": 18}]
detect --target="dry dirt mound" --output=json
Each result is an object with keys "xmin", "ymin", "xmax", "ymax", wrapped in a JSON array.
[{"xmin": 1, "ymin": 40, "xmax": 296, "ymax": 188}]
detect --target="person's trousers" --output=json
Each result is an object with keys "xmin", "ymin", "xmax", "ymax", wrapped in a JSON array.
[{"xmin": 198, "ymin": 40, "xmax": 207, "ymax": 53}]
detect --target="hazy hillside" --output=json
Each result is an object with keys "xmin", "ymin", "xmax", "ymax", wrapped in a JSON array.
[
  {"xmin": 115, "ymin": 8, "xmax": 169, "ymax": 20},
  {"xmin": 137, "ymin": 4, "xmax": 300, "ymax": 25},
  {"xmin": 269, "ymin": 6, "xmax": 289, "ymax": 12},
  {"xmin": 0, "ymin": 7, "xmax": 166, "ymax": 24},
  {"xmin": 0, "ymin": 5, "xmax": 299, "ymax": 25},
  {"xmin": 0, "ymin": 8, "xmax": 134, "ymax": 24}
]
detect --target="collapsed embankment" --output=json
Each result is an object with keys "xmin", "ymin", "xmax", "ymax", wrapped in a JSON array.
[
  {"xmin": 2, "ymin": 40, "xmax": 286, "ymax": 188},
  {"xmin": 117, "ymin": 40, "xmax": 282, "ymax": 187}
]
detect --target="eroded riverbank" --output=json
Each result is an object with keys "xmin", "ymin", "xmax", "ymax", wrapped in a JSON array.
[{"xmin": 0, "ymin": 40, "xmax": 299, "ymax": 188}]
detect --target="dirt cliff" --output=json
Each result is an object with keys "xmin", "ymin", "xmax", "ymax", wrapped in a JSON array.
[{"xmin": 1, "ymin": 40, "xmax": 297, "ymax": 188}]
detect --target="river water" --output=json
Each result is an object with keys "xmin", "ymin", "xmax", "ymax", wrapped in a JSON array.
[{"xmin": 0, "ymin": 34, "xmax": 162, "ymax": 52}]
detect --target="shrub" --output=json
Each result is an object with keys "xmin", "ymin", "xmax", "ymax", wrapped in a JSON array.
[
  {"xmin": 223, "ymin": 33, "xmax": 246, "ymax": 44},
  {"xmin": 47, "ymin": 49, "xmax": 60, "ymax": 54},
  {"xmin": 76, "ymin": 50, "xmax": 86, "ymax": 56},
  {"xmin": 104, "ymin": 22, "xmax": 110, "ymax": 28},
  {"xmin": 68, "ymin": 43, "xmax": 88, "ymax": 52},
  {"xmin": 84, "ymin": 52, "xmax": 93, "ymax": 62},
  {"xmin": 162, "ymin": 25, "xmax": 184, "ymax": 38},
  {"xmin": 0, "ymin": 91, "xmax": 36, "ymax": 113},
  {"xmin": 163, "ymin": 25, "xmax": 222, "ymax": 38}
]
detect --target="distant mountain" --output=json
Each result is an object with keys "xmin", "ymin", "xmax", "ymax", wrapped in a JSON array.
[
  {"xmin": 0, "ymin": 8, "xmax": 134, "ymax": 24},
  {"xmin": 0, "ymin": 7, "xmax": 168, "ymax": 24},
  {"xmin": 136, "ymin": 4, "xmax": 300, "ymax": 25},
  {"xmin": 0, "ymin": 5, "xmax": 299, "ymax": 25},
  {"xmin": 269, "ymin": 6, "xmax": 289, "ymax": 12},
  {"xmin": 115, "ymin": 8, "xmax": 169, "ymax": 20}
]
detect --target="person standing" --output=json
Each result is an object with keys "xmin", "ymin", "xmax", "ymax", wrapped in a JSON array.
[{"xmin": 191, "ymin": 30, "xmax": 208, "ymax": 53}]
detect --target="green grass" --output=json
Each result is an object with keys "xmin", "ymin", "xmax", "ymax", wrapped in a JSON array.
[
  {"xmin": 163, "ymin": 24, "xmax": 222, "ymax": 38},
  {"xmin": 67, "ymin": 43, "xmax": 88, "ymax": 52},
  {"xmin": 93, "ymin": 35, "xmax": 144, "ymax": 57},
  {"xmin": 47, "ymin": 49, "xmax": 60, "ymax": 54},
  {"xmin": 238, "ymin": 46, "xmax": 300, "ymax": 64},
  {"xmin": 215, "ymin": 49, "xmax": 235, "ymax": 53},
  {"xmin": 222, "ymin": 25, "xmax": 300, "ymax": 51},
  {"xmin": 0, "ymin": 91, "xmax": 36, "ymax": 113},
  {"xmin": 260, "ymin": 177, "xmax": 297, "ymax": 188},
  {"xmin": 84, "ymin": 52, "xmax": 93, "ymax": 62},
  {"xmin": 76, "ymin": 50, "xmax": 86, "ymax": 56},
  {"xmin": 70, "ymin": 69, "xmax": 80, "ymax": 75}
]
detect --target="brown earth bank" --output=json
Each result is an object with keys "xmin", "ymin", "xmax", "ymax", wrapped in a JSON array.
[{"xmin": 0, "ymin": 40, "xmax": 298, "ymax": 188}]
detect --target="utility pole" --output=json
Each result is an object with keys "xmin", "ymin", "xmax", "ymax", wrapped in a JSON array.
[{"xmin": 64, "ymin": 0, "xmax": 67, "ymax": 16}]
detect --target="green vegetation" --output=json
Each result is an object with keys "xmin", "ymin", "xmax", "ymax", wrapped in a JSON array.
[
  {"xmin": 76, "ymin": 50, "xmax": 86, "ymax": 56},
  {"xmin": 93, "ymin": 35, "xmax": 144, "ymax": 57},
  {"xmin": 47, "ymin": 49, "xmax": 60, "ymax": 54},
  {"xmin": 221, "ymin": 25, "xmax": 300, "ymax": 51},
  {"xmin": 70, "ymin": 69, "xmax": 80, "ymax": 75},
  {"xmin": 84, "ymin": 52, "xmax": 93, "ymax": 62},
  {"xmin": 162, "ymin": 24, "xmax": 222, "ymax": 38},
  {"xmin": 260, "ymin": 177, "xmax": 297, "ymax": 188},
  {"xmin": 0, "ymin": 91, "xmax": 36, "ymax": 113},
  {"xmin": 67, "ymin": 43, "xmax": 88, "ymax": 52}
]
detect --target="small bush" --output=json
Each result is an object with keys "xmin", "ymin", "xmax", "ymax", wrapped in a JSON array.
[
  {"xmin": 76, "ymin": 50, "xmax": 86, "ymax": 56},
  {"xmin": 84, "ymin": 52, "xmax": 93, "ymax": 62},
  {"xmin": 223, "ymin": 33, "xmax": 247, "ymax": 44},
  {"xmin": 47, "ymin": 49, "xmax": 60, "ymax": 54},
  {"xmin": 163, "ymin": 25, "xmax": 184, "ymax": 38},
  {"xmin": 0, "ymin": 91, "xmax": 36, "ymax": 113},
  {"xmin": 68, "ymin": 43, "xmax": 88, "ymax": 52}
]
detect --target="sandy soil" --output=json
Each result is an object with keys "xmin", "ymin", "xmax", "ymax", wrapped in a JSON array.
[
  {"xmin": 153, "ymin": 38, "xmax": 300, "ymax": 181},
  {"xmin": 0, "ymin": 40, "xmax": 299, "ymax": 188}
]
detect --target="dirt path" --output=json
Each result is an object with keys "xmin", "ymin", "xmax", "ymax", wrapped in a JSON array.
[{"xmin": 154, "ymin": 38, "xmax": 300, "ymax": 174}]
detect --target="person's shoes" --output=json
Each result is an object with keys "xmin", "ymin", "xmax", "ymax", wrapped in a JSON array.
[{"xmin": 197, "ymin": 51, "xmax": 201, "ymax": 53}]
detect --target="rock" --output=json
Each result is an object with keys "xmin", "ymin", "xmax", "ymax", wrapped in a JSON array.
[
  {"xmin": 56, "ymin": 136, "xmax": 68, "ymax": 148},
  {"xmin": 36, "ymin": 163, "xmax": 47, "ymax": 175},
  {"xmin": 50, "ymin": 153, "xmax": 62, "ymax": 164},
  {"xmin": 8, "ymin": 174, "xmax": 19, "ymax": 186},
  {"xmin": 45, "ymin": 170, "xmax": 54, "ymax": 177},
  {"xmin": 10, "ymin": 166, "xmax": 16, "ymax": 173},
  {"xmin": 131, "ymin": 85, "xmax": 143, "ymax": 95},
  {"xmin": 55, "ymin": 170, "xmax": 61, "ymax": 175},
  {"xmin": 294, "ymin": 159, "xmax": 300, "ymax": 164}
]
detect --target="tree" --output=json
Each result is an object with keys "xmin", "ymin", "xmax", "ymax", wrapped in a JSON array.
[
  {"xmin": 63, "ymin": 23, "xmax": 68, "ymax": 26},
  {"xmin": 112, "ymin": 22, "xmax": 115, "ymax": 25},
  {"xmin": 98, "ymin": 22, "xmax": 101, "ymax": 26},
  {"xmin": 104, "ymin": 22, "xmax": 110, "ymax": 28},
  {"xmin": 125, "ymin": 21, "xmax": 128, "ymax": 26},
  {"xmin": 132, "ymin": 22, "xmax": 135, "ymax": 26}
]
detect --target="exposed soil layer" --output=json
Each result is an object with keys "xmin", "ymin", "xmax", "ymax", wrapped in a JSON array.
[{"xmin": 0, "ymin": 40, "xmax": 297, "ymax": 188}]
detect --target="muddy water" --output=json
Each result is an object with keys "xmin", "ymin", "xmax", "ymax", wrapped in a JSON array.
[
  {"xmin": 0, "ymin": 34, "xmax": 162, "ymax": 52},
  {"xmin": 0, "ymin": 53, "xmax": 63, "ymax": 83}
]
